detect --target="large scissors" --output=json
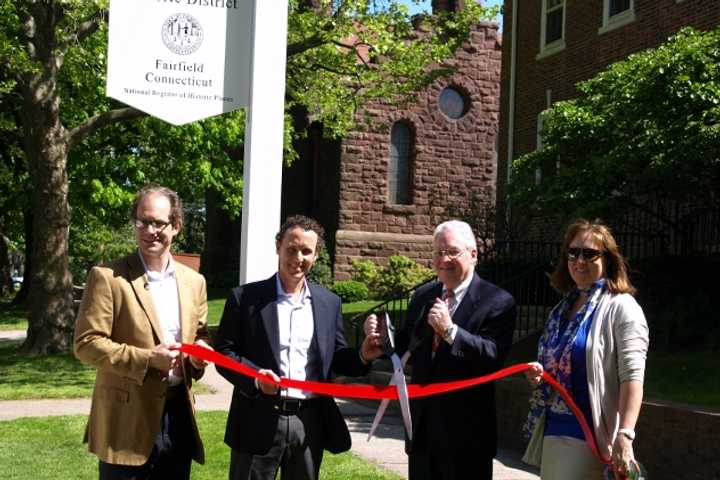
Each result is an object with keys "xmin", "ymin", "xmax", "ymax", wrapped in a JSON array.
[{"xmin": 367, "ymin": 312, "xmax": 413, "ymax": 442}]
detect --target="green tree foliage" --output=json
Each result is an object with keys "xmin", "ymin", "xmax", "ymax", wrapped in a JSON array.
[
  {"xmin": 0, "ymin": 0, "xmax": 489, "ymax": 353},
  {"xmin": 510, "ymin": 27, "xmax": 720, "ymax": 220}
]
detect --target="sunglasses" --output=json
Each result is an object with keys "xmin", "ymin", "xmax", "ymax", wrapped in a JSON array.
[{"xmin": 567, "ymin": 247, "xmax": 604, "ymax": 261}]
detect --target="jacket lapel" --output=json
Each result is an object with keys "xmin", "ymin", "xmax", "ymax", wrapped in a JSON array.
[
  {"xmin": 174, "ymin": 263, "xmax": 194, "ymax": 345},
  {"xmin": 308, "ymin": 283, "xmax": 330, "ymax": 373},
  {"xmin": 411, "ymin": 283, "xmax": 443, "ymax": 358},
  {"xmin": 127, "ymin": 252, "xmax": 164, "ymax": 344},
  {"xmin": 451, "ymin": 273, "xmax": 482, "ymax": 330},
  {"xmin": 260, "ymin": 276, "xmax": 281, "ymax": 369}
]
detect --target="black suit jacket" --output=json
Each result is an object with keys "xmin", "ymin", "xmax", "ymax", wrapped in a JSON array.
[
  {"xmin": 396, "ymin": 273, "xmax": 516, "ymax": 459},
  {"xmin": 214, "ymin": 275, "xmax": 369, "ymax": 455}
]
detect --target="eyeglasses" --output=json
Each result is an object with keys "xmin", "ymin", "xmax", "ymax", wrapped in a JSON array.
[
  {"xmin": 433, "ymin": 248, "xmax": 467, "ymax": 260},
  {"xmin": 567, "ymin": 247, "xmax": 604, "ymax": 262},
  {"xmin": 134, "ymin": 218, "xmax": 171, "ymax": 232}
]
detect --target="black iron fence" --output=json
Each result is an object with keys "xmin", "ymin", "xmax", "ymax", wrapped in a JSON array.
[
  {"xmin": 350, "ymin": 200, "xmax": 720, "ymax": 349},
  {"xmin": 476, "ymin": 240, "xmax": 561, "ymax": 341},
  {"xmin": 350, "ymin": 239, "xmax": 562, "ymax": 348},
  {"xmin": 611, "ymin": 203, "xmax": 720, "ymax": 259}
]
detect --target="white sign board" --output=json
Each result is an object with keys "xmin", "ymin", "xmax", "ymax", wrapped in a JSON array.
[{"xmin": 107, "ymin": 0, "xmax": 253, "ymax": 125}]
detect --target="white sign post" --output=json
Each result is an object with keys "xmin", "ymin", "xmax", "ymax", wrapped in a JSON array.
[
  {"xmin": 239, "ymin": 1, "xmax": 288, "ymax": 284},
  {"xmin": 107, "ymin": 0, "xmax": 289, "ymax": 282}
]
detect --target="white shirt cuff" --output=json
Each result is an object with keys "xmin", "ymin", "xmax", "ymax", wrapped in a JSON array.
[{"xmin": 443, "ymin": 324, "xmax": 457, "ymax": 344}]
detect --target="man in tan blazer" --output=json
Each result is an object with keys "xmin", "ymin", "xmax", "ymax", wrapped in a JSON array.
[{"xmin": 74, "ymin": 185, "xmax": 211, "ymax": 479}]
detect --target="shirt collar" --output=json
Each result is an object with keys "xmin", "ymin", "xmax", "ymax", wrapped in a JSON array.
[
  {"xmin": 138, "ymin": 250, "xmax": 176, "ymax": 281},
  {"xmin": 275, "ymin": 273, "xmax": 312, "ymax": 303},
  {"xmin": 444, "ymin": 272, "xmax": 473, "ymax": 300}
]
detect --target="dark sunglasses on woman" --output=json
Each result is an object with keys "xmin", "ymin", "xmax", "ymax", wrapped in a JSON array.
[{"xmin": 567, "ymin": 247, "xmax": 604, "ymax": 262}]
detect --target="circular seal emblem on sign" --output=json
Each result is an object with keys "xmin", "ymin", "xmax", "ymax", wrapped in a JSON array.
[{"xmin": 161, "ymin": 13, "xmax": 203, "ymax": 55}]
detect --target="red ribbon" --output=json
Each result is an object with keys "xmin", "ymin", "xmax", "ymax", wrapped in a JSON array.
[{"xmin": 180, "ymin": 343, "xmax": 610, "ymax": 464}]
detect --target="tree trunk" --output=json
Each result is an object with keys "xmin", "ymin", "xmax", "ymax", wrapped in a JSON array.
[
  {"xmin": 21, "ymin": 130, "xmax": 75, "ymax": 355},
  {"xmin": 18, "ymin": 2, "xmax": 75, "ymax": 355}
]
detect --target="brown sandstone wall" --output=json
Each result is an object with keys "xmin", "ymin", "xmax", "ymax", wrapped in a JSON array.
[{"xmin": 334, "ymin": 22, "xmax": 502, "ymax": 279}]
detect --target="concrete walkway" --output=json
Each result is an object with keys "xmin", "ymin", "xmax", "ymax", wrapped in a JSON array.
[{"xmin": 0, "ymin": 330, "xmax": 538, "ymax": 479}]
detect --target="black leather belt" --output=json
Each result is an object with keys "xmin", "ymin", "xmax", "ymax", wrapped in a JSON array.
[{"xmin": 273, "ymin": 397, "xmax": 321, "ymax": 415}]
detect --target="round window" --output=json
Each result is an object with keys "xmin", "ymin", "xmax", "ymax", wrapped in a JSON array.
[{"xmin": 438, "ymin": 87, "xmax": 469, "ymax": 119}]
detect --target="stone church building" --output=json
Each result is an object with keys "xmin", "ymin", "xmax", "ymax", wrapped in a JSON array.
[{"xmin": 282, "ymin": 2, "xmax": 503, "ymax": 279}]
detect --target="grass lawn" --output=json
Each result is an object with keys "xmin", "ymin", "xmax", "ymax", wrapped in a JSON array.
[
  {"xmin": 0, "ymin": 340, "xmax": 96, "ymax": 400},
  {"xmin": 207, "ymin": 297, "xmax": 387, "ymax": 328},
  {"xmin": 0, "ymin": 299, "xmax": 26, "ymax": 331},
  {"xmin": 0, "ymin": 412, "xmax": 402, "ymax": 480},
  {"xmin": 0, "ymin": 340, "xmax": 215, "ymax": 400},
  {"xmin": 208, "ymin": 297, "xmax": 226, "ymax": 326},
  {"xmin": 643, "ymin": 349, "xmax": 720, "ymax": 407}
]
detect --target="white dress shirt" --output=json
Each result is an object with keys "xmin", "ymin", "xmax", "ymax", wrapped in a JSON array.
[
  {"xmin": 139, "ymin": 251, "xmax": 182, "ymax": 385},
  {"xmin": 442, "ymin": 272, "xmax": 473, "ymax": 343},
  {"xmin": 275, "ymin": 274, "xmax": 315, "ymax": 399}
]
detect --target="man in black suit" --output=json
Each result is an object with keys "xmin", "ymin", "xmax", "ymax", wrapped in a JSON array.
[
  {"xmin": 215, "ymin": 215, "xmax": 382, "ymax": 480},
  {"xmin": 394, "ymin": 220, "xmax": 516, "ymax": 480}
]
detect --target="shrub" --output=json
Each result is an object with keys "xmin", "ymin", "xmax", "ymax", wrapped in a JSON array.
[
  {"xmin": 351, "ymin": 255, "xmax": 435, "ymax": 299},
  {"xmin": 349, "ymin": 260, "xmax": 378, "ymax": 293},
  {"xmin": 307, "ymin": 248, "xmax": 333, "ymax": 287},
  {"xmin": 330, "ymin": 280, "xmax": 369, "ymax": 303}
]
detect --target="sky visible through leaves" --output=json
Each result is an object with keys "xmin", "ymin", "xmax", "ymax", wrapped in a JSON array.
[{"xmin": 399, "ymin": 0, "xmax": 503, "ymax": 30}]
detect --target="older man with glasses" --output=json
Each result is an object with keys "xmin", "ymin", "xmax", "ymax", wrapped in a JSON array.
[
  {"xmin": 391, "ymin": 219, "xmax": 517, "ymax": 480},
  {"xmin": 74, "ymin": 185, "xmax": 212, "ymax": 479}
]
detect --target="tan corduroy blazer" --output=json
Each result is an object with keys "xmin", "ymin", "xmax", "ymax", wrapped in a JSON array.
[{"xmin": 74, "ymin": 252, "xmax": 209, "ymax": 466}]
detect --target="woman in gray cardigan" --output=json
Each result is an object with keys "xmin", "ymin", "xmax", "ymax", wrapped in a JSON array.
[{"xmin": 522, "ymin": 219, "xmax": 649, "ymax": 479}]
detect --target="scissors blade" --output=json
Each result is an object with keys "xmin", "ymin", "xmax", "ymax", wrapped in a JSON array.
[
  {"xmin": 367, "ymin": 398, "xmax": 391, "ymax": 442},
  {"xmin": 391, "ymin": 352, "xmax": 413, "ymax": 441},
  {"xmin": 366, "ymin": 350, "xmax": 412, "ymax": 442}
]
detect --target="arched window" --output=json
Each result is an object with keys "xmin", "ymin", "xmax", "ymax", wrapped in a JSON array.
[{"xmin": 388, "ymin": 121, "xmax": 413, "ymax": 205}]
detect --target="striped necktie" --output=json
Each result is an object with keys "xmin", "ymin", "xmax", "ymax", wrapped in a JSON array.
[{"xmin": 432, "ymin": 289, "xmax": 455, "ymax": 353}]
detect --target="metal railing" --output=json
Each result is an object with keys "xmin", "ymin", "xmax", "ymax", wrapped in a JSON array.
[{"xmin": 350, "ymin": 239, "xmax": 562, "ymax": 348}]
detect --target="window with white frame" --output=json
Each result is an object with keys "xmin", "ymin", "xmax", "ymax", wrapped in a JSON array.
[
  {"xmin": 535, "ymin": 110, "xmax": 561, "ymax": 185},
  {"xmin": 600, "ymin": 0, "xmax": 635, "ymax": 34},
  {"xmin": 538, "ymin": 0, "xmax": 566, "ymax": 59}
]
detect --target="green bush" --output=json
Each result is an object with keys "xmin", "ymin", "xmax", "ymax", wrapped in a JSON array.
[
  {"xmin": 330, "ymin": 280, "xmax": 369, "ymax": 303},
  {"xmin": 351, "ymin": 255, "xmax": 434, "ymax": 299},
  {"xmin": 349, "ymin": 260, "xmax": 378, "ymax": 293},
  {"xmin": 307, "ymin": 248, "xmax": 333, "ymax": 287}
]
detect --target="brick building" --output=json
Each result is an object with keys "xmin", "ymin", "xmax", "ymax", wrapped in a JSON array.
[
  {"xmin": 283, "ymin": 3, "xmax": 503, "ymax": 279},
  {"xmin": 497, "ymin": 0, "xmax": 720, "ymax": 239}
]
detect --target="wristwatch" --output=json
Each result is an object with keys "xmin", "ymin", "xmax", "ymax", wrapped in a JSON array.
[
  {"xmin": 617, "ymin": 428, "xmax": 635, "ymax": 440},
  {"xmin": 442, "ymin": 324, "xmax": 456, "ymax": 341}
]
